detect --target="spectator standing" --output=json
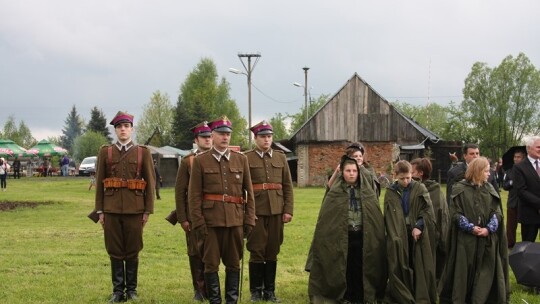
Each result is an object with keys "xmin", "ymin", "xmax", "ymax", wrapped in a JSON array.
[
  {"xmin": 188, "ymin": 116, "xmax": 255, "ymax": 304},
  {"xmin": 174, "ymin": 121, "xmax": 213, "ymax": 301},
  {"xmin": 244, "ymin": 120, "xmax": 294, "ymax": 302},
  {"xmin": 384, "ymin": 160, "xmax": 437, "ymax": 303},
  {"xmin": 0, "ymin": 157, "xmax": 9, "ymax": 191},
  {"xmin": 440, "ymin": 157, "xmax": 509, "ymax": 303},
  {"xmin": 61, "ymin": 155, "xmax": 70, "ymax": 176},
  {"xmin": 94, "ymin": 111, "xmax": 155, "ymax": 302},
  {"xmin": 513, "ymin": 136, "xmax": 540, "ymax": 243},
  {"xmin": 12, "ymin": 157, "xmax": 21, "ymax": 179},
  {"xmin": 502, "ymin": 147, "xmax": 526, "ymax": 248},
  {"xmin": 307, "ymin": 155, "xmax": 386, "ymax": 303}
]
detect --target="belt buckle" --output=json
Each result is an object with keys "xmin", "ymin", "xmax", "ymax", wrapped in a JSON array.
[
  {"xmin": 351, "ymin": 225, "xmax": 360, "ymax": 232},
  {"xmin": 262, "ymin": 183, "xmax": 268, "ymax": 190},
  {"xmin": 222, "ymin": 194, "xmax": 228, "ymax": 202}
]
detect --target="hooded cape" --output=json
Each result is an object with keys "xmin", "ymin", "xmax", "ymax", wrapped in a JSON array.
[
  {"xmin": 384, "ymin": 180, "xmax": 437, "ymax": 304},
  {"xmin": 306, "ymin": 169, "xmax": 386, "ymax": 302},
  {"xmin": 439, "ymin": 180, "xmax": 509, "ymax": 304}
]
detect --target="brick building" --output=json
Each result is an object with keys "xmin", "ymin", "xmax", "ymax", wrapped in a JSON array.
[{"xmin": 290, "ymin": 73, "xmax": 443, "ymax": 187}]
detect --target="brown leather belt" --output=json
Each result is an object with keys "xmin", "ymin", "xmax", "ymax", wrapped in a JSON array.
[
  {"xmin": 203, "ymin": 194, "xmax": 244, "ymax": 204},
  {"xmin": 252, "ymin": 183, "xmax": 283, "ymax": 190}
]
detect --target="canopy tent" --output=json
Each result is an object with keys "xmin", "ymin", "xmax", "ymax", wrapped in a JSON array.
[
  {"xmin": 0, "ymin": 139, "xmax": 35, "ymax": 158},
  {"xmin": 27, "ymin": 140, "xmax": 68, "ymax": 157}
]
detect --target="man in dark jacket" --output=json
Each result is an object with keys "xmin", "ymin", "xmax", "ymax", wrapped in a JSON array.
[
  {"xmin": 502, "ymin": 148, "xmax": 526, "ymax": 248},
  {"xmin": 447, "ymin": 143, "xmax": 499, "ymax": 205},
  {"xmin": 95, "ymin": 111, "xmax": 155, "ymax": 302},
  {"xmin": 513, "ymin": 136, "xmax": 540, "ymax": 242},
  {"xmin": 245, "ymin": 120, "xmax": 294, "ymax": 302}
]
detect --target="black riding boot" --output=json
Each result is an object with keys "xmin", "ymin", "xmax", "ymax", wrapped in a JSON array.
[
  {"xmin": 189, "ymin": 256, "xmax": 206, "ymax": 301},
  {"xmin": 225, "ymin": 271, "xmax": 240, "ymax": 304},
  {"xmin": 125, "ymin": 259, "xmax": 139, "ymax": 301},
  {"xmin": 263, "ymin": 261, "xmax": 280, "ymax": 302},
  {"xmin": 205, "ymin": 272, "xmax": 222, "ymax": 304},
  {"xmin": 109, "ymin": 258, "xmax": 125, "ymax": 303},
  {"xmin": 249, "ymin": 262, "xmax": 264, "ymax": 302}
]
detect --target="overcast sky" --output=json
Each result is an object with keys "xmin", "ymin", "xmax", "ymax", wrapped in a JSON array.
[{"xmin": 1, "ymin": 0, "xmax": 539, "ymax": 142}]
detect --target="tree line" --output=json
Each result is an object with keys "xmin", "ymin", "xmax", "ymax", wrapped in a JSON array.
[{"xmin": 2, "ymin": 53, "xmax": 539, "ymax": 162}]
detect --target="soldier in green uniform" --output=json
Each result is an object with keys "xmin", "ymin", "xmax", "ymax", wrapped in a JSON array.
[
  {"xmin": 244, "ymin": 120, "xmax": 294, "ymax": 302},
  {"xmin": 188, "ymin": 116, "xmax": 256, "ymax": 304},
  {"xmin": 95, "ymin": 111, "xmax": 155, "ymax": 303},
  {"xmin": 175, "ymin": 121, "xmax": 213, "ymax": 301}
]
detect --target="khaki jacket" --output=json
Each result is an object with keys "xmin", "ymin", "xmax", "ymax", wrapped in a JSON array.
[
  {"xmin": 95, "ymin": 144, "xmax": 155, "ymax": 214},
  {"xmin": 188, "ymin": 149, "xmax": 256, "ymax": 229},
  {"xmin": 245, "ymin": 149, "xmax": 294, "ymax": 216}
]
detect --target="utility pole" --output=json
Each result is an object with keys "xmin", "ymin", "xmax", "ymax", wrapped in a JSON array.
[
  {"xmin": 303, "ymin": 67, "xmax": 310, "ymax": 122},
  {"xmin": 237, "ymin": 52, "xmax": 261, "ymax": 146}
]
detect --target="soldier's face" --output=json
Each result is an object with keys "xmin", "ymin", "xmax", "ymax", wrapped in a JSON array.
[
  {"xmin": 195, "ymin": 136, "xmax": 212, "ymax": 151},
  {"xmin": 255, "ymin": 134, "xmax": 272, "ymax": 151},
  {"xmin": 212, "ymin": 131, "xmax": 231, "ymax": 150},
  {"xmin": 115, "ymin": 123, "xmax": 133, "ymax": 142}
]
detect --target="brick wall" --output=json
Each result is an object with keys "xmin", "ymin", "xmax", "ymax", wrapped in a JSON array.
[{"xmin": 299, "ymin": 141, "xmax": 396, "ymax": 186}]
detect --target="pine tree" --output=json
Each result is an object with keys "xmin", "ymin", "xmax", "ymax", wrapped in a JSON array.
[
  {"xmin": 87, "ymin": 106, "xmax": 112, "ymax": 143},
  {"xmin": 60, "ymin": 105, "xmax": 84, "ymax": 152}
]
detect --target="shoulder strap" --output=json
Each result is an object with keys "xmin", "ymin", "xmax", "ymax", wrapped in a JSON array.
[
  {"xmin": 108, "ymin": 146, "xmax": 113, "ymax": 175},
  {"xmin": 137, "ymin": 146, "xmax": 143, "ymax": 178}
]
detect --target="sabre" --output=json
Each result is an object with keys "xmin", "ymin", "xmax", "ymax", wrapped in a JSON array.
[{"xmin": 239, "ymin": 189, "xmax": 248, "ymax": 302}]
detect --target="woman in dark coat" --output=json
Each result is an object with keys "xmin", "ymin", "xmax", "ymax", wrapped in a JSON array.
[
  {"xmin": 439, "ymin": 157, "xmax": 509, "ymax": 303},
  {"xmin": 306, "ymin": 156, "xmax": 386, "ymax": 303}
]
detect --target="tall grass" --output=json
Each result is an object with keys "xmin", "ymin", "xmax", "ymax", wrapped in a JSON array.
[{"xmin": 0, "ymin": 177, "xmax": 537, "ymax": 303}]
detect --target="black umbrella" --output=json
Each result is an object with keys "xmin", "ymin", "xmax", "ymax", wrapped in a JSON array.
[
  {"xmin": 509, "ymin": 241, "xmax": 540, "ymax": 288},
  {"xmin": 502, "ymin": 146, "xmax": 527, "ymax": 171}
]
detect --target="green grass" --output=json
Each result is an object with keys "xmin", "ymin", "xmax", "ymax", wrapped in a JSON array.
[{"xmin": 0, "ymin": 178, "xmax": 538, "ymax": 303}]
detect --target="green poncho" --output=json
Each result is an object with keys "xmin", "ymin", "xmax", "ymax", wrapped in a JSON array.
[
  {"xmin": 439, "ymin": 180, "xmax": 509, "ymax": 304},
  {"xmin": 384, "ymin": 180, "xmax": 437, "ymax": 304},
  {"xmin": 306, "ymin": 169, "xmax": 386, "ymax": 303}
]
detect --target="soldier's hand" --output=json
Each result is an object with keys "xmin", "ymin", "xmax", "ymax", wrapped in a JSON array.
[
  {"xmin": 99, "ymin": 213, "xmax": 105, "ymax": 227},
  {"xmin": 282, "ymin": 213, "xmax": 293, "ymax": 223},
  {"xmin": 142, "ymin": 213, "xmax": 150, "ymax": 227},
  {"xmin": 243, "ymin": 224, "xmax": 254, "ymax": 238},
  {"xmin": 180, "ymin": 220, "xmax": 191, "ymax": 232}
]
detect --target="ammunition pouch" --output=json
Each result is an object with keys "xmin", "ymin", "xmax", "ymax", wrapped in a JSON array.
[{"xmin": 103, "ymin": 177, "xmax": 147, "ymax": 190}]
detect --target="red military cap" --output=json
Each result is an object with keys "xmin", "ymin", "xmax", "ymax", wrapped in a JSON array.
[
  {"xmin": 209, "ymin": 116, "xmax": 233, "ymax": 133},
  {"xmin": 250, "ymin": 120, "xmax": 273, "ymax": 136},
  {"xmin": 190, "ymin": 121, "xmax": 212, "ymax": 137},
  {"xmin": 109, "ymin": 111, "xmax": 134, "ymax": 126}
]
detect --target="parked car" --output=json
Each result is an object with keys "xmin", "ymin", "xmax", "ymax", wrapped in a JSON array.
[{"xmin": 78, "ymin": 156, "xmax": 97, "ymax": 176}]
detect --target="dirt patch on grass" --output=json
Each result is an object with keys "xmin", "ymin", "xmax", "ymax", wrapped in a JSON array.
[{"xmin": 0, "ymin": 201, "xmax": 52, "ymax": 211}]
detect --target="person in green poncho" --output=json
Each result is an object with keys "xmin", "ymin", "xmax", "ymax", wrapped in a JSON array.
[
  {"xmin": 410, "ymin": 158, "xmax": 449, "ymax": 289},
  {"xmin": 439, "ymin": 157, "xmax": 509, "ymax": 303},
  {"xmin": 306, "ymin": 155, "xmax": 386, "ymax": 304},
  {"xmin": 384, "ymin": 160, "xmax": 437, "ymax": 304}
]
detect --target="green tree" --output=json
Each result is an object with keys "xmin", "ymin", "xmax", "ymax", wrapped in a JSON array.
[
  {"xmin": 60, "ymin": 105, "xmax": 84, "ymax": 152},
  {"xmin": 1, "ymin": 115, "xmax": 37, "ymax": 148},
  {"xmin": 392, "ymin": 101, "xmax": 450, "ymax": 138},
  {"xmin": 87, "ymin": 107, "xmax": 112, "ymax": 143},
  {"xmin": 288, "ymin": 94, "xmax": 328, "ymax": 134},
  {"xmin": 462, "ymin": 53, "xmax": 540, "ymax": 158},
  {"xmin": 136, "ymin": 90, "xmax": 175, "ymax": 146},
  {"xmin": 173, "ymin": 58, "xmax": 247, "ymax": 149},
  {"xmin": 269, "ymin": 113, "xmax": 289, "ymax": 140},
  {"xmin": 72, "ymin": 131, "xmax": 108, "ymax": 161}
]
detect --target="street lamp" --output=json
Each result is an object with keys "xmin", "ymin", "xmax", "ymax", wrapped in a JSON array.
[
  {"xmin": 293, "ymin": 67, "xmax": 310, "ymax": 122},
  {"xmin": 229, "ymin": 52, "xmax": 261, "ymax": 146}
]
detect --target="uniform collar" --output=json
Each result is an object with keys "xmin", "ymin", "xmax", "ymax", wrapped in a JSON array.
[
  {"xmin": 212, "ymin": 147, "xmax": 230, "ymax": 162},
  {"xmin": 255, "ymin": 148, "xmax": 273, "ymax": 159},
  {"xmin": 115, "ymin": 141, "xmax": 134, "ymax": 151}
]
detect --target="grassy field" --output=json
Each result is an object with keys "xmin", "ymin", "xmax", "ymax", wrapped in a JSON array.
[{"xmin": 0, "ymin": 177, "xmax": 538, "ymax": 303}]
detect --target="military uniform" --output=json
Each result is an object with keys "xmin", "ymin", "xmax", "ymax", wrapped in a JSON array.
[
  {"xmin": 95, "ymin": 111, "xmax": 155, "ymax": 302},
  {"xmin": 174, "ymin": 121, "xmax": 212, "ymax": 301},
  {"xmin": 188, "ymin": 117, "xmax": 255, "ymax": 304},
  {"xmin": 245, "ymin": 120, "xmax": 294, "ymax": 302}
]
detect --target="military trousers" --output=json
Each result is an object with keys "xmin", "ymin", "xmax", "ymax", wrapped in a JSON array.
[
  {"xmin": 104, "ymin": 213, "xmax": 144, "ymax": 260},
  {"xmin": 247, "ymin": 214, "xmax": 283, "ymax": 262},
  {"xmin": 203, "ymin": 226, "xmax": 243, "ymax": 273}
]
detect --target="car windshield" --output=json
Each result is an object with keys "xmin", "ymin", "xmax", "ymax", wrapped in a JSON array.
[{"xmin": 81, "ymin": 158, "xmax": 95, "ymax": 165}]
